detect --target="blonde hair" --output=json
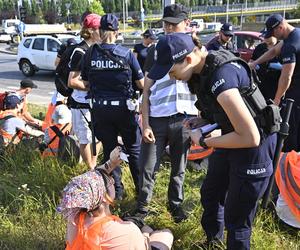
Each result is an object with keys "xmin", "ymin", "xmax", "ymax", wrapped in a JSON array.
[
  {"xmin": 100, "ymin": 29, "xmax": 117, "ymax": 43},
  {"xmin": 80, "ymin": 26, "xmax": 93, "ymax": 40}
]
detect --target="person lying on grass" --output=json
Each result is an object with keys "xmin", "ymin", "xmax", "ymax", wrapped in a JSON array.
[{"xmin": 57, "ymin": 146, "xmax": 174, "ymax": 250}]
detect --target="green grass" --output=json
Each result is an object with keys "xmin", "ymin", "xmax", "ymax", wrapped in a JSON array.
[{"xmin": 0, "ymin": 105, "xmax": 299, "ymax": 249}]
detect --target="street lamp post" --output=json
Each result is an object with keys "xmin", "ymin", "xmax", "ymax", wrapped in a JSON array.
[
  {"xmin": 226, "ymin": 0, "xmax": 229, "ymax": 23},
  {"xmin": 65, "ymin": 3, "xmax": 71, "ymax": 24},
  {"xmin": 122, "ymin": 0, "xmax": 126, "ymax": 34},
  {"xmin": 140, "ymin": 0, "xmax": 144, "ymax": 32}
]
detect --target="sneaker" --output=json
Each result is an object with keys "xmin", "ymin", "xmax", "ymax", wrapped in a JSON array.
[
  {"xmin": 169, "ymin": 205, "xmax": 188, "ymax": 223},
  {"xmin": 133, "ymin": 207, "xmax": 149, "ymax": 219}
]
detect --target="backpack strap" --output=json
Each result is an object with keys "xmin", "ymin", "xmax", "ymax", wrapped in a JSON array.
[{"xmin": 47, "ymin": 123, "xmax": 69, "ymax": 146}]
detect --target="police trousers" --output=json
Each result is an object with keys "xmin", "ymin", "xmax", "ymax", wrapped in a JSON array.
[
  {"xmin": 201, "ymin": 133, "xmax": 276, "ymax": 250},
  {"xmin": 137, "ymin": 114, "xmax": 191, "ymax": 210},
  {"xmin": 93, "ymin": 105, "xmax": 141, "ymax": 197}
]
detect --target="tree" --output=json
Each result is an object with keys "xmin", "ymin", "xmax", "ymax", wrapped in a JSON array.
[{"xmin": 87, "ymin": 0, "xmax": 105, "ymax": 16}]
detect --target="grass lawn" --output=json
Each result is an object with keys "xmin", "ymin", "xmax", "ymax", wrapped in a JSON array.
[{"xmin": 0, "ymin": 104, "xmax": 299, "ymax": 249}]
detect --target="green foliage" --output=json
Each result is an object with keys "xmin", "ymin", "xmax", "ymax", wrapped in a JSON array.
[
  {"xmin": 0, "ymin": 104, "xmax": 299, "ymax": 249},
  {"xmin": 87, "ymin": 0, "xmax": 105, "ymax": 16}
]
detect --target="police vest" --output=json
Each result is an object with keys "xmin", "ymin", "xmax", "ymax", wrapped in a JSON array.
[
  {"xmin": 187, "ymin": 50, "xmax": 281, "ymax": 135},
  {"xmin": 275, "ymin": 151, "xmax": 300, "ymax": 223},
  {"xmin": 87, "ymin": 44, "xmax": 134, "ymax": 100}
]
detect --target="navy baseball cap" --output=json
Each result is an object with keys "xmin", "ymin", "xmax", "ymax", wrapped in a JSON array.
[
  {"xmin": 4, "ymin": 94, "xmax": 21, "ymax": 109},
  {"xmin": 162, "ymin": 4, "xmax": 189, "ymax": 24},
  {"xmin": 148, "ymin": 33, "xmax": 195, "ymax": 80},
  {"xmin": 100, "ymin": 14, "xmax": 119, "ymax": 31},
  {"xmin": 221, "ymin": 23, "xmax": 234, "ymax": 36},
  {"xmin": 143, "ymin": 29, "xmax": 157, "ymax": 40},
  {"xmin": 264, "ymin": 14, "xmax": 283, "ymax": 38}
]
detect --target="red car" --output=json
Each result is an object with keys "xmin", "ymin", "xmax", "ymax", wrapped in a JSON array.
[{"xmin": 205, "ymin": 31, "xmax": 263, "ymax": 62}]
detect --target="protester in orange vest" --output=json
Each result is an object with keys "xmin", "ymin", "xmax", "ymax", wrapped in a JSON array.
[
  {"xmin": 275, "ymin": 150, "xmax": 300, "ymax": 228},
  {"xmin": 57, "ymin": 146, "xmax": 173, "ymax": 250},
  {"xmin": 0, "ymin": 94, "xmax": 44, "ymax": 146},
  {"xmin": 42, "ymin": 104, "xmax": 72, "ymax": 157}
]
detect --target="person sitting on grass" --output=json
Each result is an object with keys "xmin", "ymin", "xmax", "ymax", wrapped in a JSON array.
[
  {"xmin": 0, "ymin": 94, "xmax": 44, "ymax": 146},
  {"xmin": 42, "ymin": 102, "xmax": 72, "ymax": 157},
  {"xmin": 57, "ymin": 146, "xmax": 174, "ymax": 250}
]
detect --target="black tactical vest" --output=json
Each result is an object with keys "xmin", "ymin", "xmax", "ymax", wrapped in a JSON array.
[
  {"xmin": 87, "ymin": 44, "xmax": 134, "ymax": 100},
  {"xmin": 187, "ymin": 50, "xmax": 281, "ymax": 135}
]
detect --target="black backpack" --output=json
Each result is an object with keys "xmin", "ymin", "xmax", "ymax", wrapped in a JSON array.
[
  {"xmin": 55, "ymin": 44, "xmax": 78, "ymax": 97},
  {"xmin": 49, "ymin": 125, "xmax": 81, "ymax": 165}
]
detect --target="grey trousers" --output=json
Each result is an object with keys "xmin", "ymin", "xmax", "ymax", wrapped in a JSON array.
[{"xmin": 137, "ymin": 114, "xmax": 191, "ymax": 209}]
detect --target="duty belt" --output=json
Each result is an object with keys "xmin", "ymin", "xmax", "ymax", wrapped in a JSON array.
[{"xmin": 93, "ymin": 99, "xmax": 127, "ymax": 107}]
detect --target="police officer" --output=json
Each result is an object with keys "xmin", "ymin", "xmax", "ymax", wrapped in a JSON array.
[
  {"xmin": 81, "ymin": 14, "xmax": 144, "ymax": 199},
  {"xmin": 206, "ymin": 23, "xmax": 234, "ymax": 51},
  {"xmin": 147, "ymin": 33, "xmax": 277, "ymax": 249},
  {"xmin": 250, "ymin": 14, "xmax": 300, "ymax": 152}
]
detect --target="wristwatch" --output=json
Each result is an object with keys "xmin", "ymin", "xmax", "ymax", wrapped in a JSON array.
[{"xmin": 199, "ymin": 136, "xmax": 208, "ymax": 149}]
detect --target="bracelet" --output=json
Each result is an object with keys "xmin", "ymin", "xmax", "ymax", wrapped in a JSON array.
[
  {"xmin": 199, "ymin": 136, "xmax": 208, "ymax": 149},
  {"xmin": 104, "ymin": 160, "xmax": 112, "ymax": 173}
]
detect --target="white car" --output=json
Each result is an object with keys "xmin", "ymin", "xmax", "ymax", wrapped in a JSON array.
[{"xmin": 17, "ymin": 34, "xmax": 78, "ymax": 76}]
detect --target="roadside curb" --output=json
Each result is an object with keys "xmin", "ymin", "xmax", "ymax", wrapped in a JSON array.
[{"xmin": 0, "ymin": 48, "xmax": 17, "ymax": 55}]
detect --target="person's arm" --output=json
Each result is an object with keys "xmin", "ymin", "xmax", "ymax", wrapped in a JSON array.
[
  {"xmin": 204, "ymin": 88, "xmax": 260, "ymax": 148},
  {"xmin": 141, "ymin": 74, "xmax": 156, "ymax": 143},
  {"xmin": 95, "ymin": 146, "xmax": 123, "ymax": 175},
  {"xmin": 129, "ymin": 50, "xmax": 144, "ymax": 90},
  {"xmin": 68, "ymin": 71, "xmax": 88, "ymax": 90},
  {"xmin": 249, "ymin": 41, "xmax": 283, "ymax": 69},
  {"xmin": 22, "ymin": 124, "xmax": 44, "ymax": 137},
  {"xmin": 274, "ymin": 62, "xmax": 295, "ymax": 105},
  {"xmin": 68, "ymin": 50, "xmax": 88, "ymax": 91},
  {"xmin": 54, "ymin": 57, "xmax": 60, "ymax": 67}
]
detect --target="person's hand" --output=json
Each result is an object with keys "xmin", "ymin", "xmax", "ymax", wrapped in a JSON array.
[
  {"xmin": 248, "ymin": 61, "xmax": 257, "ymax": 70},
  {"xmin": 183, "ymin": 117, "xmax": 207, "ymax": 129},
  {"xmin": 189, "ymin": 128, "xmax": 202, "ymax": 145},
  {"xmin": 109, "ymin": 146, "xmax": 123, "ymax": 167},
  {"xmin": 143, "ymin": 126, "xmax": 156, "ymax": 143},
  {"xmin": 273, "ymin": 97, "xmax": 281, "ymax": 106}
]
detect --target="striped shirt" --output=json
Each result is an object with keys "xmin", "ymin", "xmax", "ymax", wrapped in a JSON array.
[{"xmin": 149, "ymin": 74, "xmax": 198, "ymax": 117}]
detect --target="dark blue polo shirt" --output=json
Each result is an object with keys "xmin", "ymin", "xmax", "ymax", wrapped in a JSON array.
[
  {"xmin": 206, "ymin": 37, "xmax": 234, "ymax": 51},
  {"xmin": 209, "ymin": 62, "xmax": 275, "ymax": 178},
  {"xmin": 281, "ymin": 28, "xmax": 300, "ymax": 103},
  {"xmin": 81, "ymin": 43, "xmax": 143, "ymax": 83},
  {"xmin": 210, "ymin": 62, "xmax": 249, "ymax": 97},
  {"xmin": 133, "ymin": 43, "xmax": 149, "ymax": 72}
]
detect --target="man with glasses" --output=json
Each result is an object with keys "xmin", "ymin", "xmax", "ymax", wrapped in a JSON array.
[
  {"xmin": 249, "ymin": 14, "xmax": 300, "ymax": 152},
  {"xmin": 206, "ymin": 23, "xmax": 234, "ymax": 51},
  {"xmin": 134, "ymin": 4, "xmax": 198, "ymax": 223}
]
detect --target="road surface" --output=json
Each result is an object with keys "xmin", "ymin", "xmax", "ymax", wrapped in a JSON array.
[{"xmin": 0, "ymin": 46, "xmax": 55, "ymax": 105}]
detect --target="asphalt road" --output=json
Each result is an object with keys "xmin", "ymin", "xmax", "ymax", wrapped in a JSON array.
[{"xmin": 0, "ymin": 45, "xmax": 54, "ymax": 105}]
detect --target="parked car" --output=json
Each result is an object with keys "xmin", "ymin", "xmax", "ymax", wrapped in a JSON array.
[
  {"xmin": 205, "ymin": 31, "xmax": 263, "ymax": 62},
  {"xmin": 17, "ymin": 34, "xmax": 78, "ymax": 76}
]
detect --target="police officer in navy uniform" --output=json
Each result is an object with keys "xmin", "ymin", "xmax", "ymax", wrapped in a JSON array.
[
  {"xmin": 81, "ymin": 14, "xmax": 144, "ymax": 199},
  {"xmin": 147, "ymin": 33, "xmax": 277, "ymax": 249},
  {"xmin": 250, "ymin": 14, "xmax": 300, "ymax": 152},
  {"xmin": 206, "ymin": 23, "xmax": 234, "ymax": 51}
]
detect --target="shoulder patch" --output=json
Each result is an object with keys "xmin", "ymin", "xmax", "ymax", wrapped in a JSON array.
[{"xmin": 113, "ymin": 45, "xmax": 130, "ymax": 57}]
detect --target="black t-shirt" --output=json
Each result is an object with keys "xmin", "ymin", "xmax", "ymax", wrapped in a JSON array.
[
  {"xmin": 143, "ymin": 44, "xmax": 156, "ymax": 73},
  {"xmin": 70, "ymin": 41, "xmax": 89, "ymax": 72},
  {"xmin": 252, "ymin": 42, "xmax": 281, "ymax": 100},
  {"xmin": 281, "ymin": 28, "xmax": 300, "ymax": 103},
  {"xmin": 133, "ymin": 43, "xmax": 149, "ymax": 72}
]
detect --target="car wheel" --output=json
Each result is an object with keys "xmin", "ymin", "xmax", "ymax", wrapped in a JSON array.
[{"xmin": 20, "ymin": 60, "xmax": 35, "ymax": 76}]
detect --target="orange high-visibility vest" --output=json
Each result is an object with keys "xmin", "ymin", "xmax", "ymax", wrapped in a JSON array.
[
  {"xmin": 42, "ymin": 123, "xmax": 71, "ymax": 157},
  {"xmin": 42, "ymin": 103, "xmax": 56, "ymax": 131},
  {"xmin": 66, "ymin": 212, "xmax": 121, "ymax": 250},
  {"xmin": 187, "ymin": 144, "xmax": 214, "ymax": 161},
  {"xmin": 275, "ymin": 150, "xmax": 300, "ymax": 223}
]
